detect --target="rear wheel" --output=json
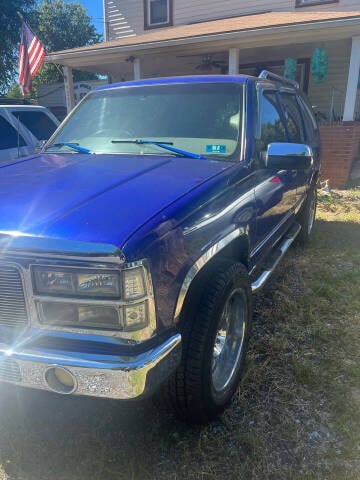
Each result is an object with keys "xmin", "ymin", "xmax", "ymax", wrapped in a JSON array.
[
  {"xmin": 168, "ymin": 261, "xmax": 252, "ymax": 423},
  {"xmin": 297, "ymin": 187, "xmax": 317, "ymax": 245}
]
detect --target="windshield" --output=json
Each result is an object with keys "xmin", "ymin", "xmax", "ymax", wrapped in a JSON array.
[{"xmin": 46, "ymin": 82, "xmax": 244, "ymax": 160}]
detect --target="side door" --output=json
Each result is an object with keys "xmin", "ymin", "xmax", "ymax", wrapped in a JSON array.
[
  {"xmin": 278, "ymin": 91, "xmax": 309, "ymax": 207},
  {"xmin": 252, "ymin": 89, "xmax": 297, "ymax": 254},
  {"xmin": 0, "ymin": 114, "xmax": 31, "ymax": 163}
]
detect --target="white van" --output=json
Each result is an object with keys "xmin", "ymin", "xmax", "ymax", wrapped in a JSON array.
[{"xmin": 0, "ymin": 105, "xmax": 59, "ymax": 163}]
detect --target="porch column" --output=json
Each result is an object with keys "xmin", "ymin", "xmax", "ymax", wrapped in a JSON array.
[
  {"xmin": 133, "ymin": 58, "xmax": 142, "ymax": 80},
  {"xmin": 343, "ymin": 36, "xmax": 360, "ymax": 121},
  {"xmin": 63, "ymin": 66, "xmax": 75, "ymax": 114},
  {"xmin": 228, "ymin": 48, "xmax": 239, "ymax": 75}
]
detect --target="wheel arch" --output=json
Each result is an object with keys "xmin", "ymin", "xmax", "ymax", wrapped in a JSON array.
[{"xmin": 173, "ymin": 230, "xmax": 250, "ymax": 324}]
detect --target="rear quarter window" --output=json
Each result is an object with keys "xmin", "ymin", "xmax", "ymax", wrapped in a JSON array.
[
  {"xmin": 297, "ymin": 95, "xmax": 318, "ymax": 144},
  {"xmin": 280, "ymin": 93, "xmax": 305, "ymax": 143}
]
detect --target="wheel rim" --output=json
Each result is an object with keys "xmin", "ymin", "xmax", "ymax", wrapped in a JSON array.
[
  {"xmin": 307, "ymin": 195, "xmax": 316, "ymax": 235},
  {"xmin": 211, "ymin": 288, "xmax": 247, "ymax": 393}
]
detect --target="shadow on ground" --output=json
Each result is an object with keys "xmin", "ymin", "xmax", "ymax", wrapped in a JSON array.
[{"xmin": 0, "ymin": 385, "xmax": 184, "ymax": 479}]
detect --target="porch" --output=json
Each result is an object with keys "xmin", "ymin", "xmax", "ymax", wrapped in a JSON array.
[{"xmin": 45, "ymin": 11, "xmax": 360, "ymax": 188}]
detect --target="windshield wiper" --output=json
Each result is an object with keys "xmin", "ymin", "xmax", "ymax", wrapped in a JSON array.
[
  {"xmin": 46, "ymin": 142, "xmax": 93, "ymax": 154},
  {"xmin": 111, "ymin": 139, "xmax": 206, "ymax": 160}
]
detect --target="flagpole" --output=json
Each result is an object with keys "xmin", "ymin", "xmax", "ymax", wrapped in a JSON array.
[{"xmin": 17, "ymin": 11, "xmax": 24, "ymax": 22}]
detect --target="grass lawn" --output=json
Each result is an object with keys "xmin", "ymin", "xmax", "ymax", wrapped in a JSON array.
[{"xmin": 0, "ymin": 190, "xmax": 359, "ymax": 480}]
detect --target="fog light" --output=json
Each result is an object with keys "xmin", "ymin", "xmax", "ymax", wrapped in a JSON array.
[
  {"xmin": 54, "ymin": 367, "xmax": 74, "ymax": 387},
  {"xmin": 45, "ymin": 367, "xmax": 76, "ymax": 394}
]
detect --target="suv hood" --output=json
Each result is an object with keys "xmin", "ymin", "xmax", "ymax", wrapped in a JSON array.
[{"xmin": 0, "ymin": 153, "xmax": 228, "ymax": 247}]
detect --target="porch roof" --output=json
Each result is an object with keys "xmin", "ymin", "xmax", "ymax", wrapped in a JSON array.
[{"xmin": 46, "ymin": 10, "xmax": 360, "ymax": 69}]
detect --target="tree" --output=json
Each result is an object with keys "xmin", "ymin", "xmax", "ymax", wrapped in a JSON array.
[
  {"xmin": 0, "ymin": 0, "xmax": 36, "ymax": 92},
  {"xmin": 6, "ymin": 83, "xmax": 23, "ymax": 100},
  {"xmin": 30, "ymin": 0, "xmax": 102, "ymax": 86}
]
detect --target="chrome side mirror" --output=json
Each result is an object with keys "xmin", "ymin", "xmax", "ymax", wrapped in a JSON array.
[{"xmin": 265, "ymin": 143, "xmax": 313, "ymax": 170}]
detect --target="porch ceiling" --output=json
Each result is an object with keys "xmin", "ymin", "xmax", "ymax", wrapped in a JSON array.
[{"xmin": 45, "ymin": 11, "xmax": 360, "ymax": 76}]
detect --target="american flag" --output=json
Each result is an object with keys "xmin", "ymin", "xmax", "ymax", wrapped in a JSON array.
[{"xmin": 19, "ymin": 21, "xmax": 46, "ymax": 95}]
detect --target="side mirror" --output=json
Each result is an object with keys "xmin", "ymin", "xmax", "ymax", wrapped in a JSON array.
[{"xmin": 265, "ymin": 142, "xmax": 313, "ymax": 170}]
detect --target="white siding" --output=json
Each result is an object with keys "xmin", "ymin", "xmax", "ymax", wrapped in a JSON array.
[
  {"xmin": 296, "ymin": 0, "xmax": 360, "ymax": 13},
  {"xmin": 104, "ymin": 1, "xmax": 360, "ymax": 40},
  {"xmin": 174, "ymin": 1, "xmax": 290, "ymax": 25},
  {"xmin": 104, "ymin": 0, "xmax": 138, "ymax": 40}
]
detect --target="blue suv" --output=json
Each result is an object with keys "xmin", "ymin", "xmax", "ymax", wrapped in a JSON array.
[{"xmin": 0, "ymin": 72, "xmax": 319, "ymax": 423}]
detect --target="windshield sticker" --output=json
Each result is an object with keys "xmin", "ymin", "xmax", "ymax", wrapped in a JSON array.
[{"xmin": 206, "ymin": 144, "xmax": 226, "ymax": 154}]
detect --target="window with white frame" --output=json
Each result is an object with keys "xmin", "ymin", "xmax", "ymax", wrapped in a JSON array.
[
  {"xmin": 296, "ymin": 0, "xmax": 338, "ymax": 7},
  {"xmin": 144, "ymin": 0, "xmax": 172, "ymax": 29}
]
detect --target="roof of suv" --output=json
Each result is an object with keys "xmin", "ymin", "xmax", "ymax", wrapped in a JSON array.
[
  {"xmin": 95, "ymin": 73, "xmax": 299, "ymax": 93},
  {"xmin": 96, "ymin": 75, "xmax": 252, "ymax": 92}
]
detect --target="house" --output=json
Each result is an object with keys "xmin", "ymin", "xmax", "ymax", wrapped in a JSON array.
[{"xmin": 45, "ymin": 0, "xmax": 360, "ymax": 188}]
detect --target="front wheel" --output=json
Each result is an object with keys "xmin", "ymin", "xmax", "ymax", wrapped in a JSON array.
[{"xmin": 167, "ymin": 261, "xmax": 252, "ymax": 423}]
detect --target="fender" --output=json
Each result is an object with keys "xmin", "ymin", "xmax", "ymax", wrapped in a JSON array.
[{"xmin": 173, "ymin": 228, "xmax": 249, "ymax": 322}]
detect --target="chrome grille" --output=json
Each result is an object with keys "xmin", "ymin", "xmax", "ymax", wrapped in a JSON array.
[
  {"xmin": 0, "ymin": 266, "xmax": 28, "ymax": 327},
  {"xmin": 0, "ymin": 358, "xmax": 22, "ymax": 383}
]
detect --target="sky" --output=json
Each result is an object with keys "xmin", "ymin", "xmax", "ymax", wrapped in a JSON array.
[{"xmin": 67, "ymin": 0, "xmax": 104, "ymax": 35}]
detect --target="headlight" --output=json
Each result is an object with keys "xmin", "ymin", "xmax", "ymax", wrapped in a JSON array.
[
  {"xmin": 33, "ymin": 267, "xmax": 121, "ymax": 298},
  {"xmin": 31, "ymin": 262, "xmax": 155, "ymax": 338}
]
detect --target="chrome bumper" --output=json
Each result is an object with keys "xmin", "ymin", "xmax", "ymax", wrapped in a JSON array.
[{"xmin": 0, "ymin": 334, "xmax": 181, "ymax": 399}]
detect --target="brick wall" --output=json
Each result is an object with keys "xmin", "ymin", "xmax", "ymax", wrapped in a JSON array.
[{"xmin": 319, "ymin": 121, "xmax": 360, "ymax": 189}]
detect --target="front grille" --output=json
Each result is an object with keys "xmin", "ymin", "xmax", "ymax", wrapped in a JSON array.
[
  {"xmin": 0, "ymin": 266, "xmax": 28, "ymax": 327},
  {"xmin": 0, "ymin": 358, "xmax": 22, "ymax": 383}
]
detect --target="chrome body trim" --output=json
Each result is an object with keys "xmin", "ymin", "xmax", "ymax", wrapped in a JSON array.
[
  {"xmin": 183, "ymin": 192, "xmax": 252, "ymax": 235},
  {"xmin": 294, "ymin": 192, "xmax": 307, "ymax": 215},
  {"xmin": 0, "ymin": 334, "xmax": 182, "ymax": 399},
  {"xmin": 240, "ymin": 84, "xmax": 246, "ymax": 162},
  {"xmin": 174, "ymin": 228, "xmax": 243, "ymax": 322},
  {"xmin": 251, "ymin": 222, "xmax": 301, "ymax": 293},
  {"xmin": 250, "ymin": 208, "xmax": 294, "ymax": 259}
]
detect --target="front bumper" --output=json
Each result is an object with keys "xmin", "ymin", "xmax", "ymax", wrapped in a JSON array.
[{"xmin": 0, "ymin": 334, "xmax": 181, "ymax": 399}]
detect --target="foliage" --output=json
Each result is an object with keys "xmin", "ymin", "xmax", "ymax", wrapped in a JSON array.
[
  {"xmin": 6, "ymin": 83, "xmax": 23, "ymax": 99},
  {"xmin": 0, "ymin": 0, "xmax": 36, "ymax": 92},
  {"xmin": 29, "ymin": 0, "xmax": 102, "ymax": 86},
  {"xmin": 1, "ymin": 0, "xmax": 101, "ymax": 95}
]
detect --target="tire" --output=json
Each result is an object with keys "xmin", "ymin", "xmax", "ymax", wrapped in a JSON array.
[
  {"xmin": 167, "ymin": 260, "xmax": 252, "ymax": 424},
  {"xmin": 296, "ymin": 187, "xmax": 317, "ymax": 245}
]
